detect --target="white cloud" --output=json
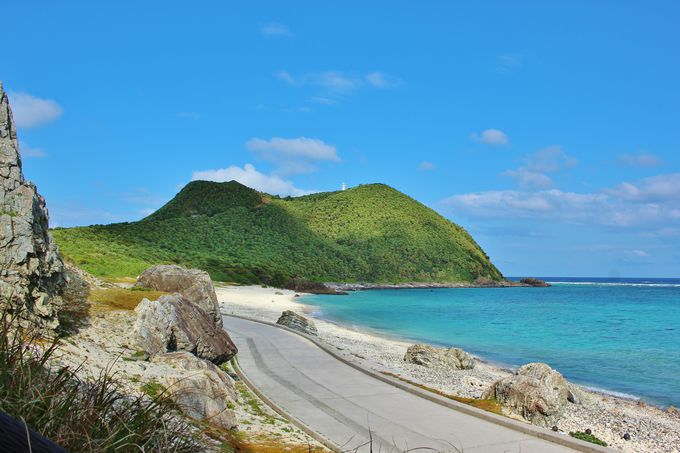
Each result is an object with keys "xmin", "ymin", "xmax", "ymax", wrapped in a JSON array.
[
  {"xmin": 618, "ymin": 152, "xmax": 662, "ymax": 168},
  {"xmin": 192, "ymin": 163, "xmax": 314, "ymax": 197},
  {"xmin": 498, "ymin": 53, "xmax": 523, "ymax": 72},
  {"xmin": 626, "ymin": 249, "xmax": 650, "ymax": 258},
  {"xmin": 472, "ymin": 129, "xmax": 509, "ymax": 146},
  {"xmin": 605, "ymin": 173, "xmax": 680, "ymax": 202},
  {"xmin": 19, "ymin": 141, "xmax": 47, "ymax": 158},
  {"xmin": 504, "ymin": 168, "xmax": 553, "ymax": 188},
  {"xmin": 442, "ymin": 172, "xmax": 680, "ymax": 230},
  {"xmin": 8, "ymin": 91, "xmax": 63, "ymax": 128},
  {"xmin": 261, "ymin": 22, "xmax": 290, "ymax": 37},
  {"xmin": 246, "ymin": 137, "xmax": 338, "ymax": 161},
  {"xmin": 246, "ymin": 137, "xmax": 339, "ymax": 175},
  {"xmin": 419, "ymin": 161, "xmax": 434, "ymax": 171}
]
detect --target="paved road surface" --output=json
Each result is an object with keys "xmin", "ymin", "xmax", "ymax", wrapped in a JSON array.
[{"xmin": 223, "ymin": 315, "xmax": 580, "ymax": 453}]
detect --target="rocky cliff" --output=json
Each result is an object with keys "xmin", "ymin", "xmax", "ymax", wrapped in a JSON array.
[{"xmin": 0, "ymin": 81, "xmax": 65, "ymax": 330}]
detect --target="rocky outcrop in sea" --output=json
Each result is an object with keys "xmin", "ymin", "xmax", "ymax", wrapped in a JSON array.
[{"xmin": 0, "ymin": 81, "xmax": 66, "ymax": 331}]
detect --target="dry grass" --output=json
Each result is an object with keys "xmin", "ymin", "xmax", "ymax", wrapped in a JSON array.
[
  {"xmin": 223, "ymin": 432, "xmax": 327, "ymax": 453},
  {"xmin": 382, "ymin": 372, "xmax": 503, "ymax": 415},
  {"xmin": 89, "ymin": 287, "xmax": 168, "ymax": 311},
  {"xmin": 102, "ymin": 276, "xmax": 139, "ymax": 285}
]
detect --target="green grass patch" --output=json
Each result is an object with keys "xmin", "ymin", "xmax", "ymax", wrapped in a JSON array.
[{"xmin": 569, "ymin": 431, "xmax": 608, "ymax": 446}]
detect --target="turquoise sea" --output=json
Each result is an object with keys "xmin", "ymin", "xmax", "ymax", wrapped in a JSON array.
[{"xmin": 301, "ymin": 278, "xmax": 680, "ymax": 407}]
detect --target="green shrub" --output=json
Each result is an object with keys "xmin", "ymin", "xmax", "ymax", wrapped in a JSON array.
[{"xmin": 569, "ymin": 431, "xmax": 608, "ymax": 446}]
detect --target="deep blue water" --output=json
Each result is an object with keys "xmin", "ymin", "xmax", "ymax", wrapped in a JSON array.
[{"xmin": 301, "ymin": 278, "xmax": 680, "ymax": 407}]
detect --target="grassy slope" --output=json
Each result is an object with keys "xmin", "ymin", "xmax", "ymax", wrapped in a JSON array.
[{"xmin": 52, "ymin": 181, "xmax": 503, "ymax": 284}]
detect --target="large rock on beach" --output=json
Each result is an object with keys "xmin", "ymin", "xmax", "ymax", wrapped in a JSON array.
[
  {"xmin": 135, "ymin": 264, "xmax": 222, "ymax": 326},
  {"xmin": 151, "ymin": 351, "xmax": 237, "ymax": 429},
  {"xmin": 276, "ymin": 310, "xmax": 318, "ymax": 336},
  {"xmin": 483, "ymin": 362, "xmax": 571, "ymax": 427},
  {"xmin": 0, "ymin": 81, "xmax": 66, "ymax": 331},
  {"xmin": 133, "ymin": 294, "xmax": 237, "ymax": 364},
  {"xmin": 404, "ymin": 344, "xmax": 475, "ymax": 370}
]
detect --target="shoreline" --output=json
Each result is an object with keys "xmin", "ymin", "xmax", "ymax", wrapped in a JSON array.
[
  {"xmin": 216, "ymin": 284, "xmax": 680, "ymax": 453},
  {"xmin": 324, "ymin": 280, "xmax": 549, "ymax": 292}
]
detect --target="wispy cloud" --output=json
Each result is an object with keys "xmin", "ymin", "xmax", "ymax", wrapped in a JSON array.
[
  {"xmin": 19, "ymin": 141, "xmax": 47, "ymax": 158},
  {"xmin": 419, "ymin": 161, "xmax": 434, "ymax": 171},
  {"xmin": 618, "ymin": 152, "xmax": 662, "ymax": 168},
  {"xmin": 497, "ymin": 52, "xmax": 523, "ymax": 72},
  {"xmin": 504, "ymin": 146, "xmax": 577, "ymax": 189},
  {"xmin": 192, "ymin": 163, "xmax": 314, "ymax": 197},
  {"xmin": 246, "ymin": 136, "xmax": 339, "ymax": 175},
  {"xmin": 365, "ymin": 72, "xmax": 400, "ymax": 88},
  {"xmin": 276, "ymin": 69, "xmax": 400, "ymax": 106},
  {"xmin": 260, "ymin": 22, "xmax": 291, "ymax": 37},
  {"xmin": 176, "ymin": 111, "xmax": 201, "ymax": 119},
  {"xmin": 8, "ymin": 91, "xmax": 63, "ymax": 128},
  {"xmin": 471, "ymin": 129, "xmax": 509, "ymax": 146}
]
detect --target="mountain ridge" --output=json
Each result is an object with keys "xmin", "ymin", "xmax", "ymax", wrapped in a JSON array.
[{"xmin": 52, "ymin": 181, "xmax": 504, "ymax": 285}]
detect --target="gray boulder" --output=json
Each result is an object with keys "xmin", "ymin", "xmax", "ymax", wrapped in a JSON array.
[
  {"xmin": 483, "ymin": 362, "xmax": 571, "ymax": 427},
  {"xmin": 151, "ymin": 352, "xmax": 237, "ymax": 429},
  {"xmin": 404, "ymin": 344, "xmax": 475, "ymax": 370},
  {"xmin": 0, "ymin": 81, "xmax": 65, "ymax": 331},
  {"xmin": 276, "ymin": 310, "xmax": 318, "ymax": 336},
  {"xmin": 135, "ymin": 264, "xmax": 221, "ymax": 327},
  {"xmin": 133, "ymin": 294, "xmax": 237, "ymax": 364}
]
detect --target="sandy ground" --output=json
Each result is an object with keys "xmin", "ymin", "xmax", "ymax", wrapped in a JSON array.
[{"xmin": 217, "ymin": 285, "xmax": 680, "ymax": 453}]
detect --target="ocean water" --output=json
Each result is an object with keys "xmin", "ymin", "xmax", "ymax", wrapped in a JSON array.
[{"xmin": 301, "ymin": 278, "xmax": 680, "ymax": 407}]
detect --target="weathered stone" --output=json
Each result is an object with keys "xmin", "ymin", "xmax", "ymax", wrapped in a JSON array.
[
  {"xmin": 133, "ymin": 294, "xmax": 237, "ymax": 364},
  {"xmin": 151, "ymin": 351, "xmax": 237, "ymax": 429},
  {"xmin": 0, "ymin": 81, "xmax": 65, "ymax": 331},
  {"xmin": 276, "ymin": 310, "xmax": 318, "ymax": 336},
  {"xmin": 404, "ymin": 344, "xmax": 475, "ymax": 370},
  {"xmin": 135, "ymin": 264, "xmax": 221, "ymax": 326},
  {"xmin": 483, "ymin": 362, "xmax": 570, "ymax": 427}
]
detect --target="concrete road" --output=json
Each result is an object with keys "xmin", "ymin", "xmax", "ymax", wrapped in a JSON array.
[{"xmin": 223, "ymin": 315, "xmax": 582, "ymax": 453}]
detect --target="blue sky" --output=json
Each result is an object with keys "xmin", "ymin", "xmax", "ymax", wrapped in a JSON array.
[{"xmin": 3, "ymin": 1, "xmax": 679, "ymax": 277}]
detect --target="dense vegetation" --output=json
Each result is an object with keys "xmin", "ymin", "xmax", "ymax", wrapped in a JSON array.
[{"xmin": 53, "ymin": 181, "xmax": 503, "ymax": 285}]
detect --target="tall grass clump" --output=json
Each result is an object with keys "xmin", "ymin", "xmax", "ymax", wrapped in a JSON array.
[{"xmin": 0, "ymin": 306, "xmax": 199, "ymax": 452}]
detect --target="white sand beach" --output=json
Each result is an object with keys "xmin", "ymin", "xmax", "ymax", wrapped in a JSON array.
[{"xmin": 217, "ymin": 285, "xmax": 680, "ymax": 453}]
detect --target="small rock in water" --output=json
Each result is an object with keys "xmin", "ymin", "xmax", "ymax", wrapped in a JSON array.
[{"xmin": 623, "ymin": 432, "xmax": 631, "ymax": 441}]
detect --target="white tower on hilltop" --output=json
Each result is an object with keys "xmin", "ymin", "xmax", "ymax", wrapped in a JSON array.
[{"xmin": 341, "ymin": 182, "xmax": 346, "ymax": 191}]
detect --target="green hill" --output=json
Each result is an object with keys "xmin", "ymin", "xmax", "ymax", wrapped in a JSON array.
[{"xmin": 52, "ymin": 181, "xmax": 503, "ymax": 285}]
